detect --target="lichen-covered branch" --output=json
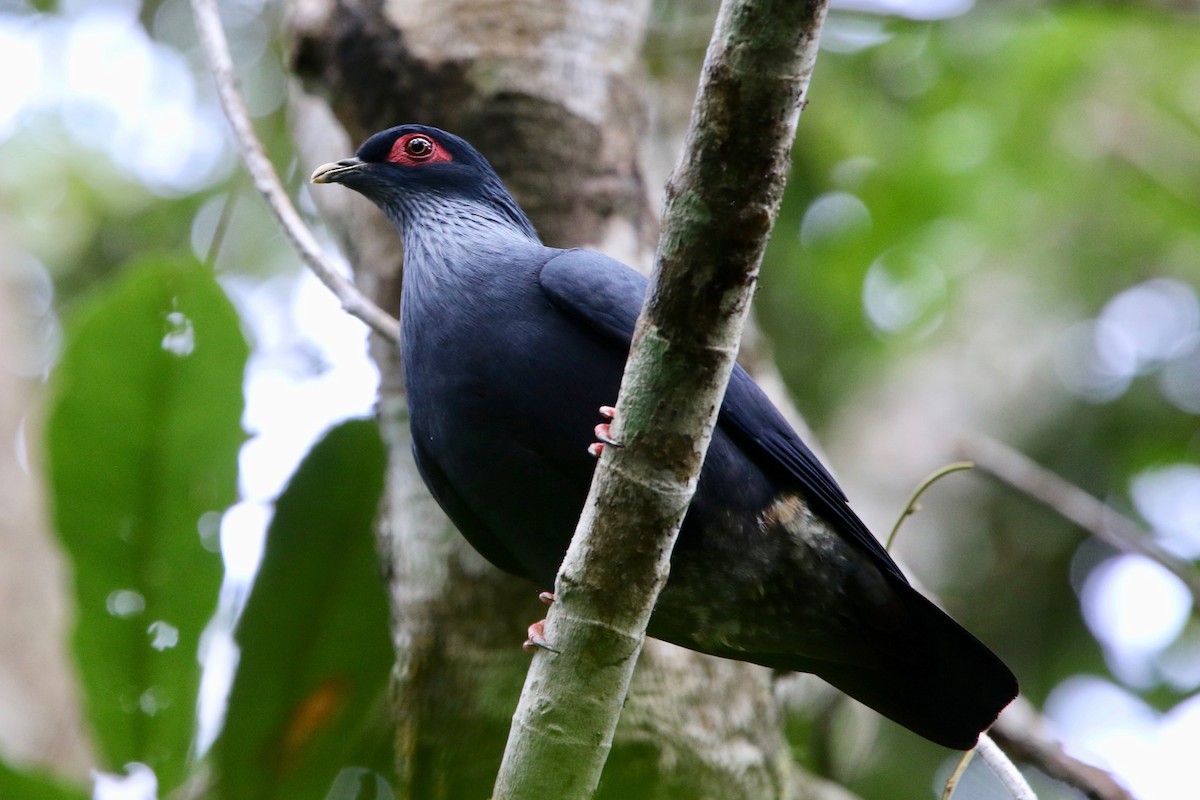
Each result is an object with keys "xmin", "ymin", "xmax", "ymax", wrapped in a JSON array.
[
  {"xmin": 975, "ymin": 734, "xmax": 1037, "ymax": 800},
  {"xmin": 491, "ymin": 1, "xmax": 831, "ymax": 797}
]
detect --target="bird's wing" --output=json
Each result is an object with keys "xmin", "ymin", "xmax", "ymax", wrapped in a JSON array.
[
  {"xmin": 718, "ymin": 368, "xmax": 905, "ymax": 579},
  {"xmin": 537, "ymin": 249, "xmax": 646, "ymax": 345},
  {"xmin": 411, "ymin": 436, "xmax": 530, "ymax": 578},
  {"xmin": 538, "ymin": 248, "xmax": 904, "ymax": 580}
]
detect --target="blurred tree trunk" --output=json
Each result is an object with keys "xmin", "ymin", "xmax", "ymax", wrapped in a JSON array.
[
  {"xmin": 285, "ymin": 1, "xmax": 856, "ymax": 797},
  {"xmin": 0, "ymin": 249, "xmax": 94, "ymax": 780}
]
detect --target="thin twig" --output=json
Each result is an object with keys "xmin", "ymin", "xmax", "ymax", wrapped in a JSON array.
[
  {"xmin": 951, "ymin": 436, "xmax": 1144, "ymax": 800},
  {"xmin": 940, "ymin": 747, "xmax": 976, "ymax": 800},
  {"xmin": 886, "ymin": 461, "xmax": 975, "ymax": 551},
  {"xmin": 204, "ymin": 181, "xmax": 239, "ymax": 269},
  {"xmin": 977, "ymin": 733, "xmax": 1038, "ymax": 800},
  {"xmin": 189, "ymin": 0, "xmax": 401, "ymax": 344},
  {"xmin": 959, "ymin": 434, "xmax": 1200, "ymax": 608}
]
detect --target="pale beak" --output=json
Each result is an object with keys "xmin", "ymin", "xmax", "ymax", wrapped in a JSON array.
[{"xmin": 311, "ymin": 157, "xmax": 364, "ymax": 184}]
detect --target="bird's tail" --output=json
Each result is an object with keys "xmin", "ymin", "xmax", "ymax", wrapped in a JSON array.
[{"xmin": 812, "ymin": 585, "xmax": 1018, "ymax": 749}]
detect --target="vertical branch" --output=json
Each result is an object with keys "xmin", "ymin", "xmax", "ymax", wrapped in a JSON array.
[{"xmin": 491, "ymin": 1, "xmax": 831, "ymax": 797}]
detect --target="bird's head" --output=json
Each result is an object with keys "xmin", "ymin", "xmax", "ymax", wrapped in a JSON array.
[{"xmin": 311, "ymin": 124, "xmax": 538, "ymax": 241}]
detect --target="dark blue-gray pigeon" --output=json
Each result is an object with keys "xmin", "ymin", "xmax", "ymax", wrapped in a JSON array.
[{"xmin": 311, "ymin": 124, "xmax": 1017, "ymax": 749}]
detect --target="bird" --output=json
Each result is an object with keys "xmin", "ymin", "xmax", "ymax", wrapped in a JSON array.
[{"xmin": 311, "ymin": 124, "xmax": 1018, "ymax": 749}]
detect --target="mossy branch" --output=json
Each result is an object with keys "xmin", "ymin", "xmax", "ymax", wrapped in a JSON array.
[{"xmin": 491, "ymin": 1, "xmax": 831, "ymax": 797}]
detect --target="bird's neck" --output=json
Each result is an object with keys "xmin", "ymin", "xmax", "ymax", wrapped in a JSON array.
[
  {"xmin": 391, "ymin": 195, "xmax": 546, "ymax": 321},
  {"xmin": 390, "ymin": 195, "xmax": 540, "ymax": 268}
]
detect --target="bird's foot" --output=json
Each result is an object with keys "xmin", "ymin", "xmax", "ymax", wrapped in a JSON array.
[
  {"xmin": 523, "ymin": 592, "xmax": 559, "ymax": 652},
  {"xmin": 588, "ymin": 405, "xmax": 622, "ymax": 458}
]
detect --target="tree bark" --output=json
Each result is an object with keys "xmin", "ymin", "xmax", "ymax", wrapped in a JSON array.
[
  {"xmin": 288, "ymin": 0, "xmax": 656, "ymax": 262},
  {"xmin": 0, "ymin": 245, "xmax": 95, "ymax": 780}
]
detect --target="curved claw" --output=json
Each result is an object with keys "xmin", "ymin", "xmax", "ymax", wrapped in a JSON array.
[
  {"xmin": 588, "ymin": 406, "xmax": 623, "ymax": 458},
  {"xmin": 594, "ymin": 422, "xmax": 621, "ymax": 447},
  {"xmin": 523, "ymin": 619, "xmax": 558, "ymax": 653}
]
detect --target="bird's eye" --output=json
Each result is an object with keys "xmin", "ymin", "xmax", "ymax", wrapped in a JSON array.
[
  {"xmin": 405, "ymin": 136, "xmax": 434, "ymax": 158},
  {"xmin": 385, "ymin": 131, "xmax": 453, "ymax": 166}
]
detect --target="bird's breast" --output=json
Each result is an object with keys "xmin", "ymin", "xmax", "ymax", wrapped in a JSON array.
[{"xmin": 400, "ymin": 270, "xmax": 625, "ymax": 583}]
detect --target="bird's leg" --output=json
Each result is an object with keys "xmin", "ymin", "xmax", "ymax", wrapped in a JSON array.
[
  {"xmin": 588, "ymin": 405, "xmax": 622, "ymax": 458},
  {"xmin": 523, "ymin": 591, "xmax": 559, "ymax": 652}
]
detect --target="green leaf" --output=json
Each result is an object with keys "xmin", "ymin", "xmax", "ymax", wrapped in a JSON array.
[
  {"xmin": 45, "ymin": 258, "xmax": 247, "ymax": 789},
  {"xmin": 0, "ymin": 760, "xmax": 88, "ymax": 800},
  {"xmin": 217, "ymin": 419, "xmax": 394, "ymax": 800}
]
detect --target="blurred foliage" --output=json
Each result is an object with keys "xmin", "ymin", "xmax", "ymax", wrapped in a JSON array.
[
  {"xmin": 216, "ymin": 419, "xmax": 394, "ymax": 800},
  {"xmin": 765, "ymin": 10, "xmax": 1200, "ymax": 435},
  {"xmin": 0, "ymin": 761, "xmax": 88, "ymax": 800},
  {"xmin": 0, "ymin": 1, "xmax": 1197, "ymax": 799},
  {"xmin": 754, "ymin": 8, "xmax": 1200, "ymax": 798},
  {"xmin": 45, "ymin": 258, "xmax": 246, "ymax": 790}
]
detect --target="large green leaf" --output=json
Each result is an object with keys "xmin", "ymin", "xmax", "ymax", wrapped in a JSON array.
[
  {"xmin": 217, "ymin": 419, "xmax": 394, "ymax": 800},
  {"xmin": 0, "ymin": 760, "xmax": 88, "ymax": 800},
  {"xmin": 45, "ymin": 258, "xmax": 247, "ymax": 790}
]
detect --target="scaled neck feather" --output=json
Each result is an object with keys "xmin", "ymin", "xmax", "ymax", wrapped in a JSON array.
[
  {"xmin": 387, "ymin": 192, "xmax": 546, "ymax": 313},
  {"xmin": 396, "ymin": 194, "xmax": 538, "ymax": 266}
]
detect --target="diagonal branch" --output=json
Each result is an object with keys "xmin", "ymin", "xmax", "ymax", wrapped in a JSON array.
[
  {"xmin": 990, "ymin": 701, "xmax": 1134, "ymax": 800},
  {"xmin": 960, "ymin": 434, "xmax": 1200, "ymax": 608},
  {"xmin": 959, "ymin": 436, "xmax": 1166, "ymax": 798},
  {"xmin": 491, "ymin": 1, "xmax": 831, "ymax": 797},
  {"xmin": 189, "ymin": 0, "xmax": 400, "ymax": 344}
]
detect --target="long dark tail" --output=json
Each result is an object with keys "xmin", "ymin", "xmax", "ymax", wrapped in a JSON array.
[{"xmin": 810, "ymin": 587, "xmax": 1017, "ymax": 749}]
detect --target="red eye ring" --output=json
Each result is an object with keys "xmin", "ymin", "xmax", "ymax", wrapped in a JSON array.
[{"xmin": 387, "ymin": 133, "xmax": 454, "ymax": 166}]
